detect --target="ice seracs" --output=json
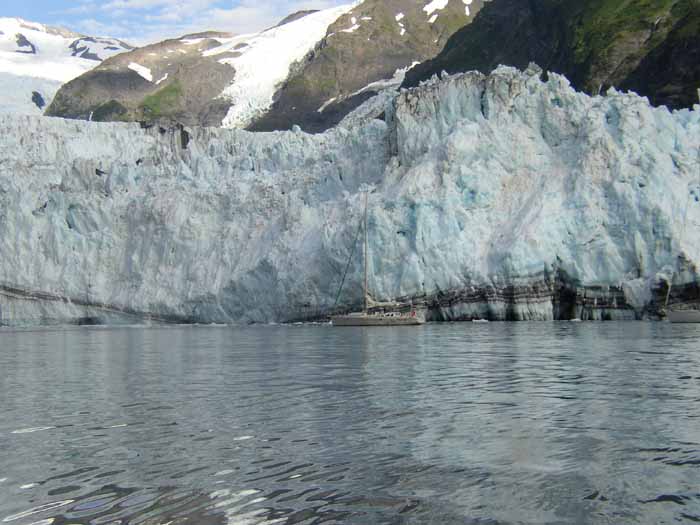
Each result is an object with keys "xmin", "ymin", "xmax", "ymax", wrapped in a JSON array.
[{"xmin": 0, "ymin": 66, "xmax": 698, "ymax": 325}]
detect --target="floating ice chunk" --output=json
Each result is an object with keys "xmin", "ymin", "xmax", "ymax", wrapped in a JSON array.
[{"xmin": 11, "ymin": 426, "xmax": 54, "ymax": 434}]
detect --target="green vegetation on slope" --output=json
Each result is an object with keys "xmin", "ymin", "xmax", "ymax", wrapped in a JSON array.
[
  {"xmin": 404, "ymin": 0, "xmax": 700, "ymax": 110},
  {"xmin": 92, "ymin": 100, "xmax": 128, "ymax": 122},
  {"xmin": 573, "ymin": 0, "xmax": 677, "ymax": 64},
  {"xmin": 139, "ymin": 81, "xmax": 183, "ymax": 120}
]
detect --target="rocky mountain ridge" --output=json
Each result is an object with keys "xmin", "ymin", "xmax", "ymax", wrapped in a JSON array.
[{"xmin": 404, "ymin": 0, "xmax": 700, "ymax": 110}]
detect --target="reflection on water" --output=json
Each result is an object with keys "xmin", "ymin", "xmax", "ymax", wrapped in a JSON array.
[{"xmin": 0, "ymin": 323, "xmax": 699, "ymax": 524}]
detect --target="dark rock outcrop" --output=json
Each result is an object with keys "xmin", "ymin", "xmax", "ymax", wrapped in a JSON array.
[
  {"xmin": 31, "ymin": 91, "xmax": 45, "ymax": 109},
  {"xmin": 404, "ymin": 0, "xmax": 700, "ymax": 110},
  {"xmin": 15, "ymin": 33, "xmax": 36, "ymax": 54}
]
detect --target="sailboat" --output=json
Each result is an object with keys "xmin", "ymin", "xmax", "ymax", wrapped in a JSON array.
[
  {"xmin": 665, "ymin": 263, "xmax": 700, "ymax": 323},
  {"xmin": 667, "ymin": 308, "xmax": 700, "ymax": 323},
  {"xmin": 332, "ymin": 192, "xmax": 425, "ymax": 327},
  {"xmin": 665, "ymin": 133, "xmax": 700, "ymax": 324}
]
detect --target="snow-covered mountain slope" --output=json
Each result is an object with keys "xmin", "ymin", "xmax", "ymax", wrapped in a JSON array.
[
  {"xmin": 0, "ymin": 17, "xmax": 132, "ymax": 115},
  {"xmin": 208, "ymin": 5, "xmax": 359, "ymax": 128},
  {"xmin": 249, "ymin": 0, "xmax": 487, "ymax": 132},
  {"xmin": 46, "ymin": 5, "xmax": 357, "ymax": 126},
  {"xmin": 46, "ymin": 0, "xmax": 484, "ymax": 130},
  {"xmin": 1, "ymin": 66, "xmax": 699, "ymax": 326}
]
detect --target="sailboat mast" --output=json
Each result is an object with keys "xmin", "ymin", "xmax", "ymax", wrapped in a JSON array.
[
  {"xmin": 363, "ymin": 191, "xmax": 369, "ymax": 314},
  {"xmin": 665, "ymin": 102, "xmax": 700, "ymax": 314}
]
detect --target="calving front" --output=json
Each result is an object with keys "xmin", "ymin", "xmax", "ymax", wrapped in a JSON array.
[{"xmin": 0, "ymin": 67, "xmax": 699, "ymax": 325}]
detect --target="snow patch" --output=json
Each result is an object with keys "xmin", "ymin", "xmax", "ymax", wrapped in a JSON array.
[
  {"xmin": 317, "ymin": 96, "xmax": 337, "ymax": 113},
  {"xmin": 423, "ymin": 0, "xmax": 449, "ymax": 15},
  {"xmin": 395, "ymin": 13, "xmax": 406, "ymax": 35},
  {"xmin": 351, "ymin": 62, "xmax": 421, "ymax": 97},
  {"xmin": 463, "ymin": 0, "xmax": 473, "ymax": 16},
  {"xmin": 341, "ymin": 17, "xmax": 361, "ymax": 33},
  {"xmin": 429, "ymin": 14, "xmax": 439, "ymax": 23},
  {"xmin": 128, "ymin": 62, "xmax": 152, "ymax": 82},
  {"xmin": 155, "ymin": 73, "xmax": 169, "ymax": 85}
]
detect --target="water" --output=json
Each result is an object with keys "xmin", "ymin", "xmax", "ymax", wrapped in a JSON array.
[{"xmin": 0, "ymin": 322, "xmax": 699, "ymax": 525}]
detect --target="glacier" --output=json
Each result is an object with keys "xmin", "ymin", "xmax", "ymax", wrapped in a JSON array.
[
  {"xmin": 1, "ymin": 65, "xmax": 699, "ymax": 326},
  {"xmin": 0, "ymin": 17, "xmax": 131, "ymax": 115}
]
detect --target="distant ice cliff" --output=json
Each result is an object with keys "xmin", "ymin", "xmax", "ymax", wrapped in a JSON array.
[{"xmin": 1, "ymin": 66, "xmax": 699, "ymax": 325}]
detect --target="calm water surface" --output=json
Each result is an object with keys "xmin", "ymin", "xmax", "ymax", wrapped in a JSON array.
[{"xmin": 1, "ymin": 322, "xmax": 699, "ymax": 524}]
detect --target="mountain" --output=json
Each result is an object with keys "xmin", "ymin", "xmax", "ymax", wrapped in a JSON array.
[
  {"xmin": 403, "ymin": 0, "xmax": 700, "ymax": 110},
  {"xmin": 1, "ymin": 67, "xmax": 698, "ymax": 325},
  {"xmin": 46, "ymin": 0, "xmax": 486, "ymax": 130},
  {"xmin": 248, "ymin": 0, "xmax": 487, "ymax": 132},
  {"xmin": 46, "ymin": 6, "xmax": 353, "ymax": 127},
  {"xmin": 0, "ymin": 17, "xmax": 133, "ymax": 115}
]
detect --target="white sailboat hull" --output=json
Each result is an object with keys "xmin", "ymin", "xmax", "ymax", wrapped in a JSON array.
[
  {"xmin": 332, "ymin": 313, "xmax": 425, "ymax": 326},
  {"xmin": 668, "ymin": 309, "xmax": 700, "ymax": 323}
]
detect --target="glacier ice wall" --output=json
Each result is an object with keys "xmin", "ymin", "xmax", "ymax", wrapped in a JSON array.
[{"xmin": 1, "ymin": 66, "xmax": 699, "ymax": 325}]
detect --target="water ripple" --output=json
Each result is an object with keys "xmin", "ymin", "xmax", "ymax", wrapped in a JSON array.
[{"xmin": 0, "ymin": 323, "xmax": 699, "ymax": 524}]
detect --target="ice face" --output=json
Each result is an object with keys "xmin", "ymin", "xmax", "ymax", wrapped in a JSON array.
[{"xmin": 1, "ymin": 66, "xmax": 698, "ymax": 325}]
